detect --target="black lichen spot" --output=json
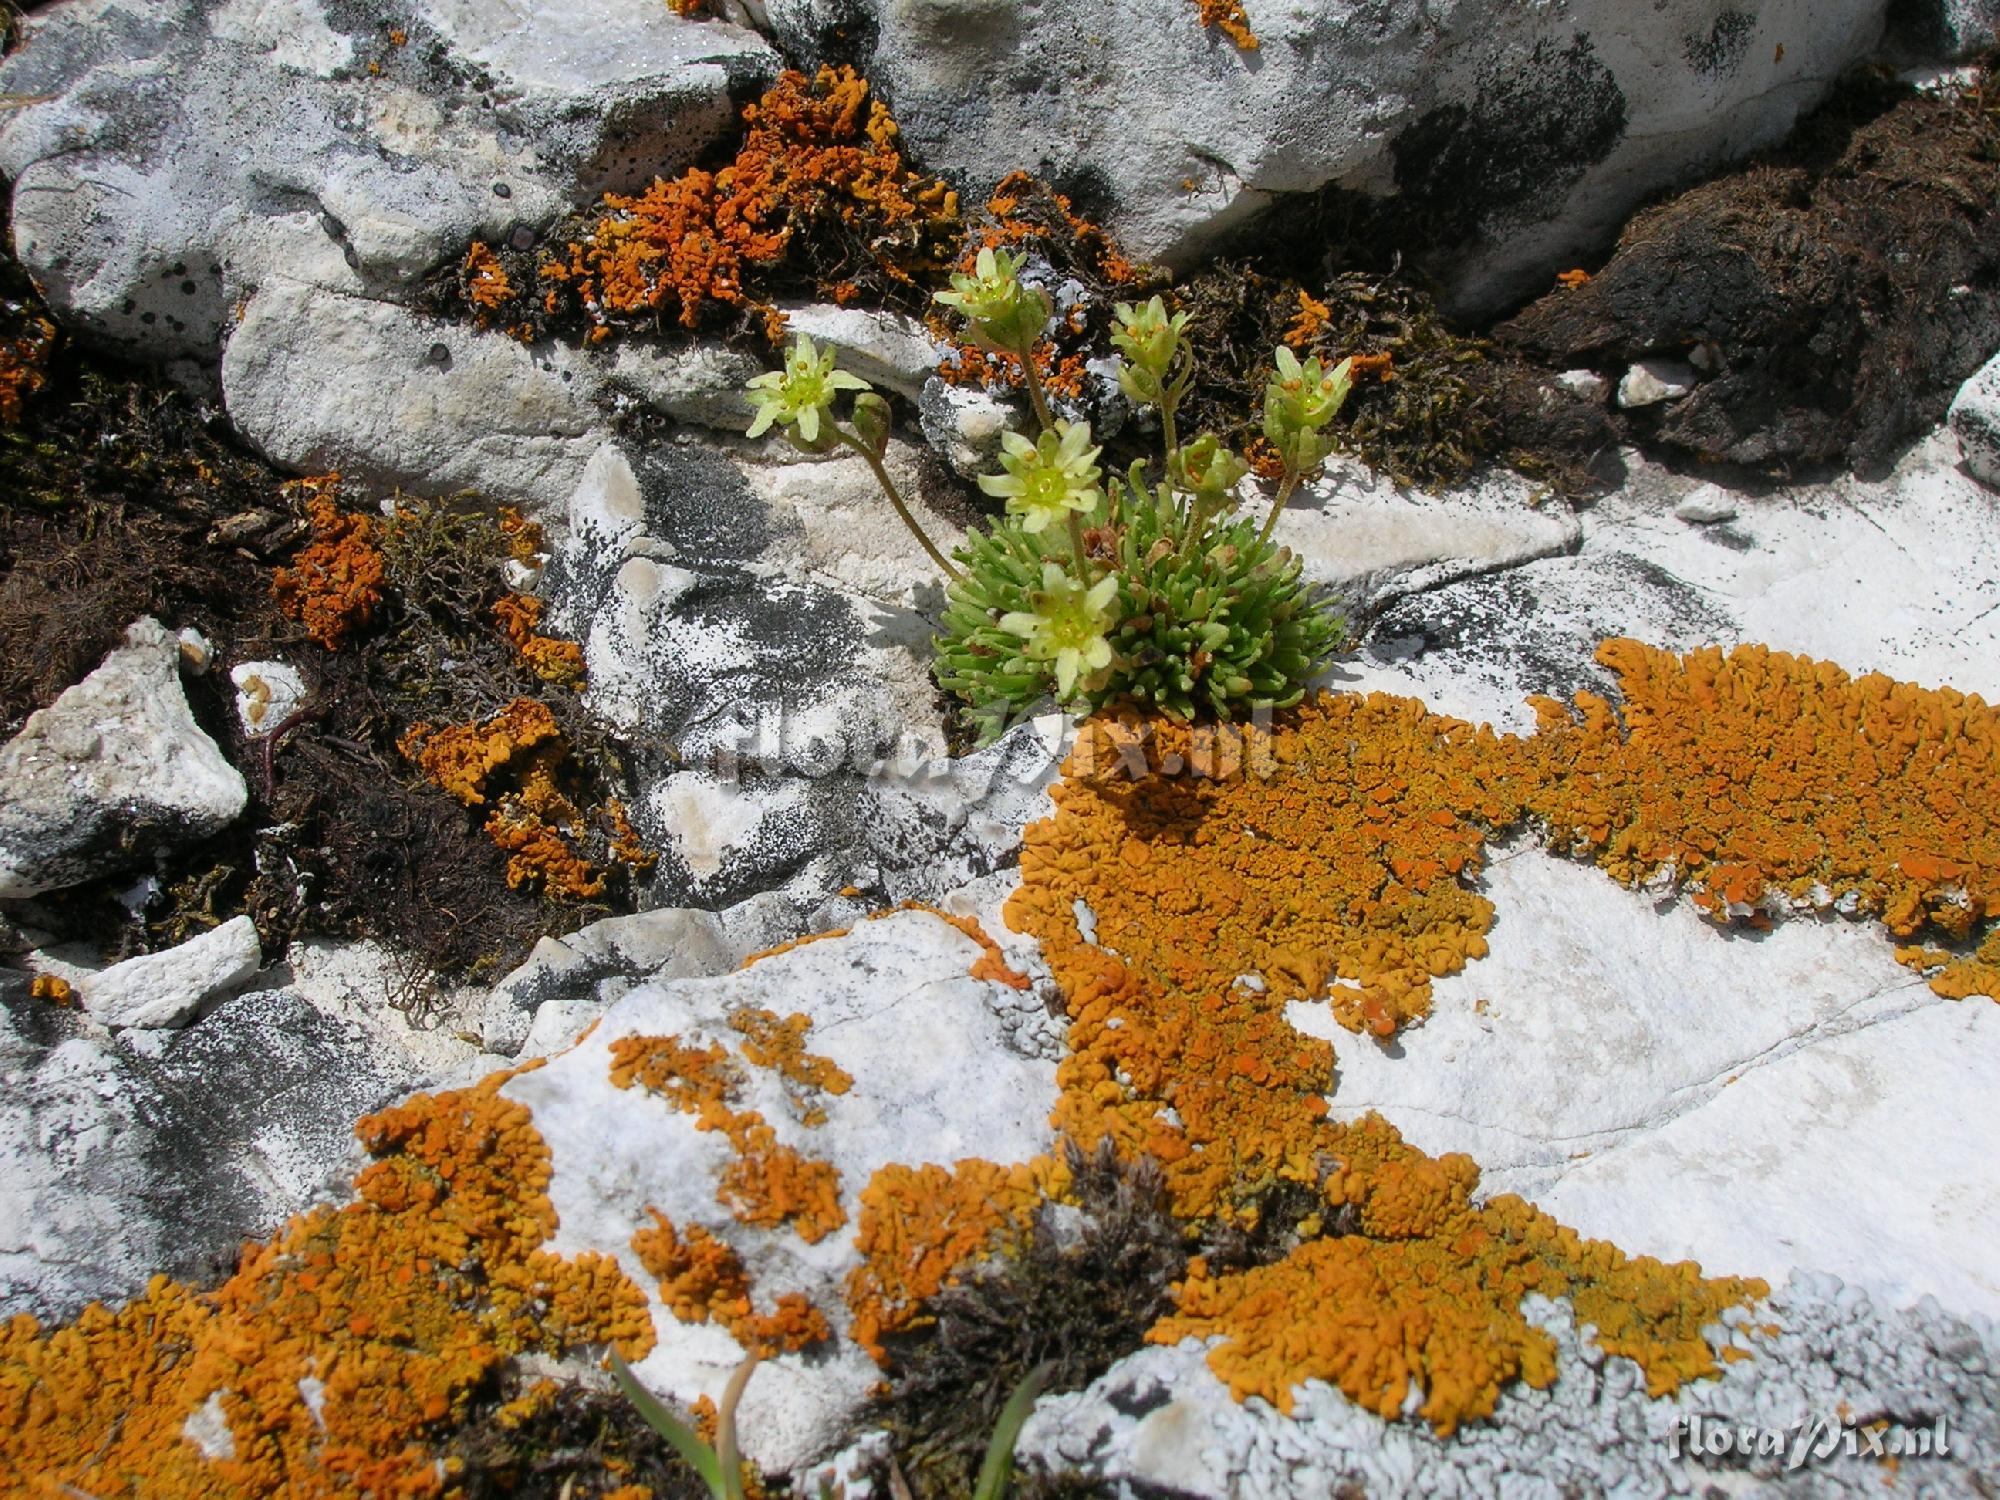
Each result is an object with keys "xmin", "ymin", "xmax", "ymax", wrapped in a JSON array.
[
  {"xmin": 1684, "ymin": 10, "xmax": 1757, "ymax": 76},
  {"xmin": 1393, "ymin": 34, "xmax": 1628, "ymax": 235}
]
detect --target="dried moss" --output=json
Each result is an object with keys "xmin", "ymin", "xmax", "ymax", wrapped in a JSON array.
[{"xmin": 869, "ymin": 1143, "xmax": 1190, "ymax": 1500}]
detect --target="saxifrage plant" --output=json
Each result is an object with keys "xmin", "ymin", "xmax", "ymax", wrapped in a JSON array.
[{"xmin": 744, "ymin": 249, "xmax": 1354, "ymax": 744}]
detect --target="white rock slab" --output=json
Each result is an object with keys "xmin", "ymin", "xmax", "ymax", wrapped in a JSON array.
[
  {"xmin": 0, "ymin": 618, "xmax": 248, "ymax": 899},
  {"xmin": 1948, "ymin": 347, "xmax": 2000, "ymax": 488},
  {"xmin": 1344, "ymin": 433, "xmax": 2000, "ymax": 732},
  {"xmin": 1316, "ymin": 847, "xmax": 2000, "ymax": 1319},
  {"xmin": 221, "ymin": 279, "xmax": 604, "ymax": 506},
  {"xmin": 1272, "ymin": 459, "xmax": 1580, "ymax": 616},
  {"xmin": 503, "ymin": 910, "xmax": 1060, "ymax": 1472},
  {"xmin": 1617, "ymin": 358, "xmax": 1697, "ymax": 408},
  {"xmin": 78, "ymin": 915, "xmax": 264, "ymax": 1029},
  {"xmin": 1541, "ymin": 995, "xmax": 2000, "ymax": 1319}
]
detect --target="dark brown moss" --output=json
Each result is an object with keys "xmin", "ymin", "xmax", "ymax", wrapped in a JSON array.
[{"xmin": 867, "ymin": 1142, "xmax": 1190, "ymax": 1500}]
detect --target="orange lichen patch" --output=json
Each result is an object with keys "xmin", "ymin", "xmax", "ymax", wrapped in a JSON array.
[
  {"xmin": 605, "ymin": 800, "xmax": 658, "ymax": 875},
  {"xmin": 0, "ymin": 1071, "xmax": 655, "ymax": 1496},
  {"xmin": 29, "ymin": 973, "xmax": 73, "ymax": 1003},
  {"xmin": 718, "ymin": 1132, "xmax": 847, "ymax": 1244},
  {"xmin": 665, "ymin": 0, "xmax": 710, "ymax": 14},
  {"xmin": 1195, "ymin": 0, "xmax": 1259, "ymax": 49},
  {"xmin": 536, "ymin": 67, "xmax": 958, "ymax": 340},
  {"xmin": 1005, "ymin": 693, "xmax": 1768, "ymax": 1431},
  {"xmin": 1015, "ymin": 700, "xmax": 1522, "ymax": 1046},
  {"xmin": 1348, "ymin": 351, "xmax": 1395, "ymax": 382},
  {"xmin": 1556, "ymin": 267, "xmax": 1591, "ymax": 289},
  {"xmin": 1285, "ymin": 290, "xmax": 1330, "ymax": 348},
  {"xmin": 975, "ymin": 170, "xmax": 1143, "ymax": 288},
  {"xmin": 399, "ymin": 698, "xmax": 563, "ymax": 806},
  {"xmin": 610, "ymin": 1033, "xmax": 742, "ymax": 1120},
  {"xmin": 730, "ymin": 1007, "xmax": 855, "ymax": 1121},
  {"xmin": 610, "ymin": 1030, "xmax": 849, "ymax": 1244},
  {"xmin": 738, "ymin": 927, "xmax": 851, "ymax": 967},
  {"xmin": 844, "ymin": 1158, "xmax": 1057, "ymax": 1362},
  {"xmin": 630, "ymin": 1211, "xmax": 831, "ymax": 1356},
  {"xmin": 1524, "ymin": 640, "xmax": 2000, "ymax": 939},
  {"xmin": 0, "ymin": 312, "xmax": 55, "ymax": 424},
  {"xmin": 461, "ymin": 242, "xmax": 516, "ymax": 313},
  {"xmin": 496, "ymin": 504, "xmax": 546, "ymax": 564},
  {"xmin": 492, "ymin": 591, "xmax": 587, "ymax": 687},
  {"xmin": 270, "ymin": 474, "xmax": 387, "ymax": 650},
  {"xmin": 1896, "ymin": 925, "xmax": 2000, "ymax": 1000}
]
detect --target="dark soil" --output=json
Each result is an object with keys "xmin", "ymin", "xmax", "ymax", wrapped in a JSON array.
[
  {"xmin": 867, "ymin": 1144, "xmax": 1191, "ymax": 1500},
  {"xmin": 0, "ymin": 217, "xmax": 639, "ymax": 990},
  {"xmin": 1497, "ymin": 68, "xmax": 2000, "ymax": 478}
]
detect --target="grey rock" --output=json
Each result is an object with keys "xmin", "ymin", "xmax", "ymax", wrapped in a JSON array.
[
  {"xmin": 0, "ymin": 940, "xmax": 486, "ymax": 1324},
  {"xmin": 220, "ymin": 278, "xmax": 604, "ymax": 505},
  {"xmin": 1554, "ymin": 368, "xmax": 1611, "ymax": 404},
  {"xmin": 77, "ymin": 915, "xmax": 263, "ymax": 1029},
  {"xmin": 1016, "ymin": 1278, "xmax": 2000, "ymax": 1498},
  {"xmin": 1949, "ymin": 347, "xmax": 2000, "ymax": 489},
  {"xmin": 918, "ymin": 375, "xmax": 1017, "ymax": 478},
  {"xmin": 0, "ymin": 619, "xmax": 248, "ymax": 900},
  {"xmin": 0, "ymin": 0, "xmax": 773, "ymax": 364},
  {"xmin": 476, "ymin": 894, "xmax": 810, "ymax": 1054},
  {"xmin": 412, "ymin": 0, "xmax": 776, "ymax": 198},
  {"xmin": 1617, "ymin": 358, "xmax": 1698, "ymax": 409},
  {"xmin": 545, "ymin": 441, "xmax": 1061, "ymax": 913},
  {"xmin": 1673, "ymin": 485, "xmax": 1739, "ymax": 525},
  {"xmin": 760, "ymin": 0, "xmax": 1899, "ymax": 316},
  {"xmin": 609, "ymin": 340, "xmax": 764, "ymax": 430}
]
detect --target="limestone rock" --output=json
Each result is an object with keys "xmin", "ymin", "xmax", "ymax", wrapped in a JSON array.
[
  {"xmin": 0, "ymin": 619, "xmax": 248, "ymax": 900},
  {"xmin": 545, "ymin": 441, "xmax": 1060, "ymax": 912},
  {"xmin": 229, "ymin": 660, "xmax": 308, "ymax": 736},
  {"xmin": 608, "ymin": 340, "xmax": 764, "ymax": 430},
  {"xmin": 0, "ymin": 940, "xmax": 488, "ymax": 1324},
  {"xmin": 0, "ymin": 0, "xmax": 772, "ymax": 361},
  {"xmin": 220, "ymin": 278, "xmax": 604, "ymax": 506},
  {"xmin": 1616, "ymin": 357, "xmax": 1697, "ymax": 408},
  {"xmin": 1672, "ymin": 484, "xmax": 1738, "ymax": 524},
  {"xmin": 77, "ymin": 915, "xmax": 263, "ymax": 1029},
  {"xmin": 1341, "ymin": 434, "xmax": 2000, "ymax": 734},
  {"xmin": 502, "ymin": 910, "xmax": 1060, "ymax": 1472},
  {"xmin": 1269, "ymin": 460, "xmax": 1580, "ymax": 619},
  {"xmin": 918, "ymin": 375, "xmax": 1017, "ymax": 478},
  {"xmin": 759, "ymin": 0, "xmax": 1899, "ymax": 315},
  {"xmin": 776, "ymin": 303, "xmax": 944, "ymax": 402},
  {"xmin": 1949, "ymin": 347, "xmax": 2000, "ymax": 489},
  {"xmin": 1016, "ymin": 1280, "xmax": 2000, "ymax": 1498}
]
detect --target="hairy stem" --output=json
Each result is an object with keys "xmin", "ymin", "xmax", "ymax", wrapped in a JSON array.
[
  {"xmin": 1256, "ymin": 466, "xmax": 1300, "ymax": 547},
  {"xmin": 1069, "ymin": 507, "xmax": 1091, "ymax": 582},
  {"xmin": 844, "ymin": 431, "xmax": 963, "ymax": 580},
  {"xmin": 1018, "ymin": 341, "xmax": 1057, "ymax": 435}
]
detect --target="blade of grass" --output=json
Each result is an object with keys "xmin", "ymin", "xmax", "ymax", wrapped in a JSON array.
[
  {"xmin": 610, "ymin": 1351, "xmax": 731, "ymax": 1499},
  {"xmin": 972, "ymin": 1361, "xmax": 1056, "ymax": 1500}
]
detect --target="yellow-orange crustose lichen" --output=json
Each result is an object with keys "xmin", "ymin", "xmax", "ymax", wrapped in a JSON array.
[
  {"xmin": 461, "ymin": 242, "xmax": 515, "ymax": 314},
  {"xmin": 610, "ymin": 1024, "xmax": 849, "ymax": 1245},
  {"xmin": 29, "ymin": 973, "xmax": 73, "ymax": 1003},
  {"xmin": 1195, "ymin": 0, "xmax": 1259, "ymax": 49},
  {"xmin": 0, "ymin": 1069, "xmax": 655, "ymax": 1496},
  {"xmin": 1005, "ymin": 688, "xmax": 1766, "ymax": 1432},
  {"xmin": 843, "ymin": 1158, "xmax": 1058, "ymax": 1363},
  {"xmin": 270, "ymin": 474, "xmax": 387, "ymax": 650},
  {"xmin": 0, "ymin": 312, "xmax": 55, "ymax": 425},
  {"xmin": 526, "ymin": 66, "xmax": 956, "ymax": 341},
  {"xmin": 492, "ymin": 591, "xmax": 587, "ymax": 687},
  {"xmin": 631, "ymin": 1211, "xmax": 831, "ymax": 1356},
  {"xmin": 399, "ymin": 698, "xmax": 564, "ymax": 806},
  {"xmin": 1523, "ymin": 640, "xmax": 2000, "ymax": 990}
]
